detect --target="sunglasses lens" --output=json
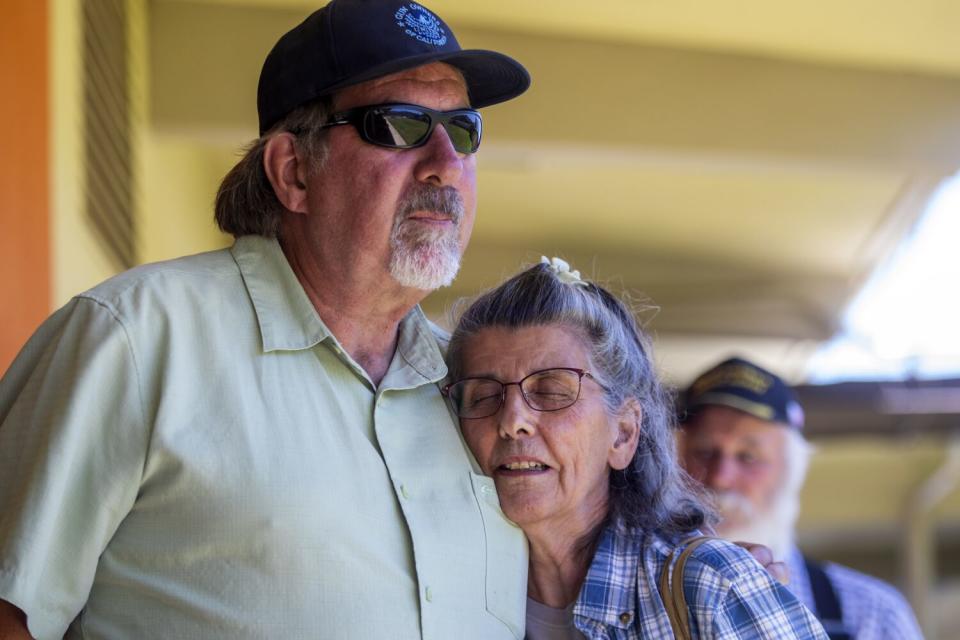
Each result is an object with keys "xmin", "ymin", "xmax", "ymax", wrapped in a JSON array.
[
  {"xmin": 365, "ymin": 106, "xmax": 432, "ymax": 148},
  {"xmin": 444, "ymin": 113, "xmax": 482, "ymax": 154}
]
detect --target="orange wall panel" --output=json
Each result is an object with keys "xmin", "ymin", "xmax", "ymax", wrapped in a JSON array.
[{"xmin": 0, "ymin": 1, "xmax": 50, "ymax": 373}]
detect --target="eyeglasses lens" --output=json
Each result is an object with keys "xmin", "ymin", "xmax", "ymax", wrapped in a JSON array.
[
  {"xmin": 452, "ymin": 379, "xmax": 502, "ymax": 419},
  {"xmin": 522, "ymin": 370, "xmax": 582, "ymax": 411}
]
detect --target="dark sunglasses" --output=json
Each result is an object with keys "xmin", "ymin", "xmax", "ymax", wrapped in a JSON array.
[{"xmin": 315, "ymin": 103, "xmax": 483, "ymax": 154}]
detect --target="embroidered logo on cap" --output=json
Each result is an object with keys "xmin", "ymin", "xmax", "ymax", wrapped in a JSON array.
[{"xmin": 395, "ymin": 3, "xmax": 447, "ymax": 47}]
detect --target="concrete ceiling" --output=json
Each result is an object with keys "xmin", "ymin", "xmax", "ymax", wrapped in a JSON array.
[{"xmin": 149, "ymin": 0, "xmax": 960, "ymax": 386}]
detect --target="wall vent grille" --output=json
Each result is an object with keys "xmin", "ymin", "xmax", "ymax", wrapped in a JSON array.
[{"xmin": 82, "ymin": 0, "xmax": 136, "ymax": 269}]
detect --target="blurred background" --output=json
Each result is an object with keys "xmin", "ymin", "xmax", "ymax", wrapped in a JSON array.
[{"xmin": 3, "ymin": 0, "xmax": 959, "ymax": 636}]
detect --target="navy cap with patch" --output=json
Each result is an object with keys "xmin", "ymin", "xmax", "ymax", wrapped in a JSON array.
[
  {"xmin": 679, "ymin": 357, "xmax": 804, "ymax": 430},
  {"xmin": 257, "ymin": 0, "xmax": 531, "ymax": 134}
]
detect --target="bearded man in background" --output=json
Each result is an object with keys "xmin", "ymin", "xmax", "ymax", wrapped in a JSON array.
[{"xmin": 678, "ymin": 357, "xmax": 924, "ymax": 640}]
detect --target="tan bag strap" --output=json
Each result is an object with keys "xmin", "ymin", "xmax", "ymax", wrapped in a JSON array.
[{"xmin": 658, "ymin": 536, "xmax": 716, "ymax": 639}]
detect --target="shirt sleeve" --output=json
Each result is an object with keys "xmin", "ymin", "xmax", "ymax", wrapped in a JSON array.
[
  {"xmin": 685, "ymin": 542, "xmax": 829, "ymax": 640},
  {"xmin": 824, "ymin": 562, "xmax": 924, "ymax": 640},
  {"xmin": 0, "ymin": 296, "xmax": 149, "ymax": 640},
  {"xmin": 879, "ymin": 595, "xmax": 924, "ymax": 640},
  {"xmin": 870, "ymin": 596, "xmax": 924, "ymax": 640}
]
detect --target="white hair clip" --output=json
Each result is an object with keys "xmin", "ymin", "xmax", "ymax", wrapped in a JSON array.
[{"xmin": 541, "ymin": 256, "xmax": 589, "ymax": 288}]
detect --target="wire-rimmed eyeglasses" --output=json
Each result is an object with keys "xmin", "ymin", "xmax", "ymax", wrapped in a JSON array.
[{"xmin": 441, "ymin": 367, "xmax": 603, "ymax": 420}]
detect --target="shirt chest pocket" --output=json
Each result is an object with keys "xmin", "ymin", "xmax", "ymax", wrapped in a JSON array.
[{"xmin": 470, "ymin": 472, "xmax": 527, "ymax": 639}]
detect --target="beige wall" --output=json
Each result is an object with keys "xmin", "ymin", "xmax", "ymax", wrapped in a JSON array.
[{"xmin": 140, "ymin": 133, "xmax": 234, "ymax": 264}]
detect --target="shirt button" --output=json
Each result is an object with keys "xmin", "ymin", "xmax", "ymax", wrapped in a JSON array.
[
  {"xmin": 400, "ymin": 484, "xmax": 411, "ymax": 499},
  {"xmin": 425, "ymin": 586, "xmax": 433, "ymax": 602},
  {"xmin": 479, "ymin": 484, "xmax": 493, "ymax": 495},
  {"xmin": 618, "ymin": 612, "xmax": 631, "ymax": 624}
]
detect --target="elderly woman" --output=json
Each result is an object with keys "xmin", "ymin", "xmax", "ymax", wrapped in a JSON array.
[{"xmin": 443, "ymin": 259, "xmax": 826, "ymax": 639}]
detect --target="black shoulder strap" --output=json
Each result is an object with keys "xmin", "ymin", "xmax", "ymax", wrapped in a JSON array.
[{"xmin": 803, "ymin": 555, "xmax": 852, "ymax": 640}]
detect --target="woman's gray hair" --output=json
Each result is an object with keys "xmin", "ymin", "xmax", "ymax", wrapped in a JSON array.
[
  {"xmin": 446, "ymin": 262, "xmax": 714, "ymax": 535},
  {"xmin": 214, "ymin": 97, "xmax": 334, "ymax": 238}
]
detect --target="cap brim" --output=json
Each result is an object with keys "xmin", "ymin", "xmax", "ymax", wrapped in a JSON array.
[{"xmin": 317, "ymin": 49, "xmax": 530, "ymax": 109}]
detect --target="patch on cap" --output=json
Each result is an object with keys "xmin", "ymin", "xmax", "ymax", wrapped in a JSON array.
[
  {"xmin": 395, "ymin": 3, "xmax": 448, "ymax": 47},
  {"xmin": 689, "ymin": 361, "xmax": 774, "ymax": 398},
  {"xmin": 680, "ymin": 357, "xmax": 804, "ymax": 430}
]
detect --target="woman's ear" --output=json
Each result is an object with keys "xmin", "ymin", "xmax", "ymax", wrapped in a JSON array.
[
  {"xmin": 263, "ymin": 132, "xmax": 309, "ymax": 214},
  {"xmin": 609, "ymin": 398, "xmax": 641, "ymax": 471}
]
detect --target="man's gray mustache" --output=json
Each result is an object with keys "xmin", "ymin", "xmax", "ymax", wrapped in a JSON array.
[{"xmin": 397, "ymin": 186, "xmax": 465, "ymax": 224}]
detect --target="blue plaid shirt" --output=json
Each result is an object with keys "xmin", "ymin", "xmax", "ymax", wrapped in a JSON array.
[{"xmin": 572, "ymin": 523, "xmax": 828, "ymax": 639}]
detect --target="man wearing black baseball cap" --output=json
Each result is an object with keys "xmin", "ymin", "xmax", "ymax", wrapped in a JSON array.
[
  {"xmin": 677, "ymin": 357, "xmax": 922, "ymax": 640},
  {"xmin": 0, "ymin": 2, "xmax": 529, "ymax": 638}
]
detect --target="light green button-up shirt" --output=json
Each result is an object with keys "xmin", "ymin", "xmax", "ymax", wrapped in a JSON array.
[{"xmin": 0, "ymin": 236, "xmax": 527, "ymax": 640}]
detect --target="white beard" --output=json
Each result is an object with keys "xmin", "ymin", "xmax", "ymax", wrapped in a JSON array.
[
  {"xmin": 712, "ymin": 487, "xmax": 799, "ymax": 560},
  {"xmin": 389, "ymin": 219, "xmax": 462, "ymax": 290},
  {"xmin": 388, "ymin": 185, "xmax": 465, "ymax": 291}
]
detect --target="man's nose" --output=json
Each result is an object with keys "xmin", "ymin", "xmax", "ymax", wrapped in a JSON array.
[
  {"xmin": 414, "ymin": 124, "xmax": 465, "ymax": 186},
  {"xmin": 497, "ymin": 385, "xmax": 537, "ymax": 440},
  {"xmin": 705, "ymin": 455, "xmax": 740, "ymax": 491}
]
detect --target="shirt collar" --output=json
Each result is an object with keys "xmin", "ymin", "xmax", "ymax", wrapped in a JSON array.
[
  {"xmin": 231, "ymin": 235, "xmax": 332, "ymax": 352},
  {"xmin": 383, "ymin": 305, "xmax": 448, "ymax": 387},
  {"xmin": 230, "ymin": 236, "xmax": 448, "ymax": 384}
]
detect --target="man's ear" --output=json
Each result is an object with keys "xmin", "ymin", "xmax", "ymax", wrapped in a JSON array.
[
  {"xmin": 263, "ymin": 132, "xmax": 309, "ymax": 214},
  {"xmin": 609, "ymin": 398, "xmax": 641, "ymax": 471}
]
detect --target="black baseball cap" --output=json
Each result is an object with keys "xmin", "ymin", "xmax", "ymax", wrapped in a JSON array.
[
  {"xmin": 679, "ymin": 357, "xmax": 805, "ymax": 430},
  {"xmin": 257, "ymin": 0, "xmax": 531, "ymax": 134}
]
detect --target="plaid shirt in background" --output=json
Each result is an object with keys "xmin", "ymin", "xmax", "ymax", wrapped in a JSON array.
[
  {"xmin": 784, "ymin": 545, "xmax": 923, "ymax": 640},
  {"xmin": 573, "ymin": 523, "xmax": 828, "ymax": 639}
]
